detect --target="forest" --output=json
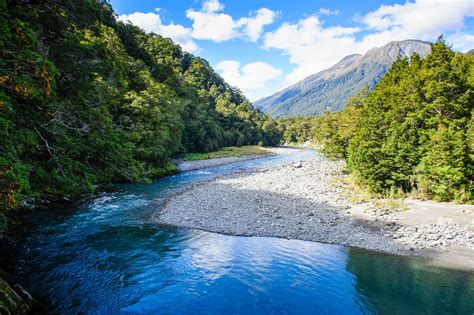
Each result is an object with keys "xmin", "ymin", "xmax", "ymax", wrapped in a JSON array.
[
  {"xmin": 0, "ymin": 0, "xmax": 281, "ymax": 217},
  {"xmin": 279, "ymin": 38, "xmax": 474, "ymax": 202}
]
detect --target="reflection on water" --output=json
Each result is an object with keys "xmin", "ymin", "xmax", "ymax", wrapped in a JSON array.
[
  {"xmin": 11, "ymin": 149, "xmax": 474, "ymax": 314},
  {"xmin": 347, "ymin": 249, "xmax": 474, "ymax": 314}
]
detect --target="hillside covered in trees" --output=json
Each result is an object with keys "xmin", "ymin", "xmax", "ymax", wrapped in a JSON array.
[
  {"xmin": 279, "ymin": 38, "xmax": 474, "ymax": 202},
  {"xmin": 0, "ymin": 0, "xmax": 281, "ymax": 214}
]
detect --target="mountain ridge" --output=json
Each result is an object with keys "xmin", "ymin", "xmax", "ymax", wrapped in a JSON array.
[{"xmin": 255, "ymin": 39, "xmax": 431, "ymax": 117}]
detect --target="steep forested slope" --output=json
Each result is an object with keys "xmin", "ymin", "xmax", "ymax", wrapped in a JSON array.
[
  {"xmin": 281, "ymin": 39, "xmax": 474, "ymax": 202},
  {"xmin": 0, "ymin": 0, "xmax": 281, "ymax": 213},
  {"xmin": 256, "ymin": 40, "xmax": 431, "ymax": 117},
  {"xmin": 347, "ymin": 41, "xmax": 473, "ymax": 201}
]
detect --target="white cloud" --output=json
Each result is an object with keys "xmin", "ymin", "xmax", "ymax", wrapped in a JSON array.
[
  {"xmin": 237, "ymin": 8, "xmax": 278, "ymax": 42},
  {"xmin": 357, "ymin": 0, "xmax": 474, "ymax": 49},
  {"xmin": 117, "ymin": 11, "xmax": 199, "ymax": 52},
  {"xmin": 202, "ymin": 0, "xmax": 225, "ymax": 13},
  {"xmin": 318, "ymin": 8, "xmax": 340, "ymax": 16},
  {"xmin": 117, "ymin": 1, "xmax": 277, "ymax": 52},
  {"xmin": 186, "ymin": 10, "xmax": 237, "ymax": 42},
  {"xmin": 187, "ymin": 0, "xmax": 277, "ymax": 42},
  {"xmin": 264, "ymin": 0, "xmax": 474, "ymax": 85},
  {"xmin": 215, "ymin": 60, "xmax": 282, "ymax": 100},
  {"xmin": 359, "ymin": 0, "xmax": 471, "ymax": 33}
]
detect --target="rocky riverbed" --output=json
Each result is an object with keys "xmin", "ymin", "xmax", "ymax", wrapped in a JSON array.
[{"xmin": 155, "ymin": 150, "xmax": 474, "ymax": 269}]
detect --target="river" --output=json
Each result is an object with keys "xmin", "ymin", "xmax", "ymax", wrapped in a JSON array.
[{"xmin": 10, "ymin": 150, "xmax": 474, "ymax": 314}]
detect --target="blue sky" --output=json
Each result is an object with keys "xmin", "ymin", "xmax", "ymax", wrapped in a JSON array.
[{"xmin": 111, "ymin": 0, "xmax": 474, "ymax": 101}]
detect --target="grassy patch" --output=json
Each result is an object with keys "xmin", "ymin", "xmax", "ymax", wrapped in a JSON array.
[
  {"xmin": 332, "ymin": 173, "xmax": 372, "ymax": 204},
  {"xmin": 183, "ymin": 146, "xmax": 271, "ymax": 161},
  {"xmin": 333, "ymin": 172, "xmax": 407, "ymax": 211},
  {"xmin": 373, "ymin": 199, "xmax": 408, "ymax": 212}
]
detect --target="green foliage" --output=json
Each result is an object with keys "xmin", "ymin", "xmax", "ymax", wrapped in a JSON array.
[
  {"xmin": 0, "ymin": 0, "xmax": 281, "ymax": 214},
  {"xmin": 183, "ymin": 145, "xmax": 270, "ymax": 161},
  {"xmin": 415, "ymin": 124, "xmax": 470, "ymax": 201},
  {"xmin": 277, "ymin": 116, "xmax": 320, "ymax": 144},
  {"xmin": 276, "ymin": 88, "xmax": 365, "ymax": 159},
  {"xmin": 317, "ymin": 37, "xmax": 473, "ymax": 201},
  {"xmin": 282, "ymin": 38, "xmax": 473, "ymax": 202}
]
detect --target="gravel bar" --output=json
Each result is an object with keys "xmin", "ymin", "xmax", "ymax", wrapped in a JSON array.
[{"xmin": 154, "ymin": 151, "xmax": 474, "ymax": 269}]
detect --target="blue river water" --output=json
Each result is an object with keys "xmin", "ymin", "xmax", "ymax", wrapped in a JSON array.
[{"xmin": 12, "ymin": 150, "xmax": 474, "ymax": 314}]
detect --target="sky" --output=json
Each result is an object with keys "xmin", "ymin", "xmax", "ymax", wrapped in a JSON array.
[{"xmin": 111, "ymin": 0, "xmax": 474, "ymax": 101}]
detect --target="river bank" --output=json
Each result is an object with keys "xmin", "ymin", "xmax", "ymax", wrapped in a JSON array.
[
  {"xmin": 173, "ymin": 146, "xmax": 300, "ymax": 171},
  {"xmin": 175, "ymin": 154, "xmax": 269, "ymax": 172},
  {"xmin": 155, "ymin": 148, "xmax": 474, "ymax": 271},
  {"xmin": 174, "ymin": 145, "xmax": 273, "ymax": 171}
]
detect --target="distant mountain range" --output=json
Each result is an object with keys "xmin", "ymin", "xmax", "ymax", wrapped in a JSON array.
[{"xmin": 255, "ymin": 40, "xmax": 431, "ymax": 117}]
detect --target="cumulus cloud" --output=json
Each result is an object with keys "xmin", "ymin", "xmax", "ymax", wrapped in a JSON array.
[
  {"xmin": 117, "ymin": 11, "xmax": 198, "ymax": 52},
  {"xmin": 357, "ymin": 0, "xmax": 474, "ymax": 49},
  {"xmin": 264, "ymin": 0, "xmax": 474, "ymax": 84},
  {"xmin": 187, "ymin": 0, "xmax": 277, "ymax": 42},
  {"xmin": 120, "ymin": 1, "xmax": 276, "ymax": 46},
  {"xmin": 359, "ymin": 0, "xmax": 470, "ymax": 33},
  {"xmin": 237, "ymin": 8, "xmax": 279, "ymax": 42},
  {"xmin": 186, "ymin": 10, "xmax": 236, "ymax": 42},
  {"xmin": 215, "ymin": 60, "xmax": 282, "ymax": 100}
]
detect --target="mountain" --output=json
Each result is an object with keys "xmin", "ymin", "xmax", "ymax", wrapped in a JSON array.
[{"xmin": 255, "ymin": 40, "xmax": 431, "ymax": 117}]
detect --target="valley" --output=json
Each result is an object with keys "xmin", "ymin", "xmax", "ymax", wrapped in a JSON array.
[{"xmin": 1, "ymin": 0, "xmax": 473, "ymax": 314}]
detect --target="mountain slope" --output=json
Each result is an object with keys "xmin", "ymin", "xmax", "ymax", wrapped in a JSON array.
[{"xmin": 255, "ymin": 40, "xmax": 431, "ymax": 117}]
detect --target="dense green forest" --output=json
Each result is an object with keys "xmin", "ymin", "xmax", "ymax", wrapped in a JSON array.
[
  {"xmin": 279, "ymin": 38, "xmax": 474, "ymax": 202},
  {"xmin": 0, "ymin": 0, "xmax": 281, "ymax": 216}
]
